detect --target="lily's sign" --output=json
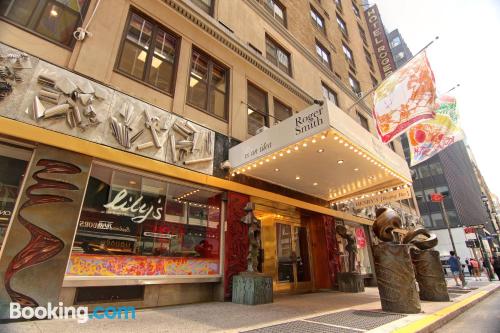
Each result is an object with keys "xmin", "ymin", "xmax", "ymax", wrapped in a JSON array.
[
  {"xmin": 364, "ymin": 5, "xmax": 396, "ymax": 79},
  {"xmin": 229, "ymin": 104, "xmax": 329, "ymax": 168},
  {"xmin": 104, "ymin": 189, "xmax": 164, "ymax": 223}
]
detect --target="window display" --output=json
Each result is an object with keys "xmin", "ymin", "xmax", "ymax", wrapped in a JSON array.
[
  {"xmin": 336, "ymin": 222, "xmax": 372, "ymax": 274},
  {"xmin": 67, "ymin": 163, "xmax": 222, "ymax": 276},
  {"xmin": 0, "ymin": 142, "xmax": 32, "ymax": 250}
]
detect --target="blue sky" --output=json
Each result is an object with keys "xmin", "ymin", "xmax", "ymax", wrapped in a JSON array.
[{"xmin": 372, "ymin": 0, "xmax": 500, "ymax": 194}]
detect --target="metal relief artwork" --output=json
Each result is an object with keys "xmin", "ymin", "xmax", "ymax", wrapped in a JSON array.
[
  {"xmin": 0, "ymin": 146, "xmax": 91, "ymax": 319},
  {"xmin": 240, "ymin": 202, "xmax": 262, "ymax": 273},
  {"xmin": 335, "ymin": 225, "xmax": 358, "ymax": 273},
  {"xmin": 0, "ymin": 43, "xmax": 215, "ymax": 175}
]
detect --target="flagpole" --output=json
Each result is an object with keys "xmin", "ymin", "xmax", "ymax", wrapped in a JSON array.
[
  {"xmin": 346, "ymin": 36, "xmax": 440, "ymax": 112},
  {"xmin": 444, "ymin": 83, "xmax": 460, "ymax": 95}
]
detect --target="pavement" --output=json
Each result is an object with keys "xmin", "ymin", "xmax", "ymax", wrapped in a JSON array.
[{"xmin": 0, "ymin": 277, "xmax": 498, "ymax": 333}]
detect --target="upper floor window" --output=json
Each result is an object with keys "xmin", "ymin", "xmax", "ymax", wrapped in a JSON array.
[
  {"xmin": 266, "ymin": 36, "xmax": 292, "ymax": 76},
  {"xmin": 0, "ymin": 0, "xmax": 90, "ymax": 47},
  {"xmin": 116, "ymin": 12, "xmax": 180, "ymax": 94},
  {"xmin": 336, "ymin": 15, "xmax": 348, "ymax": 37},
  {"xmin": 357, "ymin": 112, "xmax": 369, "ymax": 131},
  {"xmin": 391, "ymin": 36, "xmax": 401, "ymax": 48},
  {"xmin": 264, "ymin": 0, "xmax": 286, "ymax": 26},
  {"xmin": 316, "ymin": 42, "xmax": 331, "ymax": 69},
  {"xmin": 310, "ymin": 7, "xmax": 326, "ymax": 34},
  {"xmin": 191, "ymin": 0, "xmax": 214, "ymax": 15},
  {"xmin": 335, "ymin": 0, "xmax": 343, "ymax": 13},
  {"xmin": 364, "ymin": 48, "xmax": 374, "ymax": 71},
  {"xmin": 187, "ymin": 49, "xmax": 229, "ymax": 120},
  {"xmin": 357, "ymin": 24, "xmax": 367, "ymax": 45},
  {"xmin": 429, "ymin": 162, "xmax": 444, "ymax": 176},
  {"xmin": 342, "ymin": 43, "xmax": 355, "ymax": 67},
  {"xmin": 273, "ymin": 99, "xmax": 292, "ymax": 123},
  {"xmin": 370, "ymin": 74, "xmax": 378, "ymax": 88},
  {"xmin": 349, "ymin": 74, "xmax": 361, "ymax": 95},
  {"xmin": 351, "ymin": 1, "xmax": 360, "ymax": 18},
  {"xmin": 396, "ymin": 51, "xmax": 405, "ymax": 60},
  {"xmin": 321, "ymin": 82, "xmax": 339, "ymax": 106},
  {"xmin": 247, "ymin": 83, "xmax": 269, "ymax": 135}
]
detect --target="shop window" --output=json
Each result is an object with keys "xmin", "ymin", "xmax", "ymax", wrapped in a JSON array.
[
  {"xmin": 0, "ymin": 142, "xmax": 32, "ymax": 251},
  {"xmin": 264, "ymin": 0, "xmax": 286, "ymax": 27},
  {"xmin": 191, "ymin": 0, "xmax": 214, "ymax": 15},
  {"xmin": 316, "ymin": 41, "xmax": 331, "ymax": 70},
  {"xmin": 273, "ymin": 98, "xmax": 292, "ymax": 123},
  {"xmin": 68, "ymin": 163, "xmax": 222, "ymax": 277},
  {"xmin": 336, "ymin": 15, "xmax": 348, "ymax": 37},
  {"xmin": 322, "ymin": 82, "xmax": 339, "ymax": 106},
  {"xmin": 116, "ymin": 11, "xmax": 179, "ymax": 94},
  {"xmin": 310, "ymin": 7, "xmax": 326, "ymax": 34},
  {"xmin": 0, "ymin": 0, "xmax": 89, "ymax": 47},
  {"xmin": 187, "ymin": 48, "xmax": 229, "ymax": 120},
  {"xmin": 247, "ymin": 83, "xmax": 269, "ymax": 135},
  {"xmin": 336, "ymin": 222, "xmax": 371, "ymax": 274},
  {"xmin": 265, "ymin": 35, "xmax": 292, "ymax": 76}
]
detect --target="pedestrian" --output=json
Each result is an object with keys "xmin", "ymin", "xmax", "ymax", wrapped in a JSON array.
[
  {"xmin": 470, "ymin": 258, "xmax": 480, "ymax": 280},
  {"xmin": 492, "ymin": 256, "xmax": 500, "ymax": 281},
  {"xmin": 448, "ymin": 251, "xmax": 464, "ymax": 287},
  {"xmin": 465, "ymin": 259, "xmax": 473, "ymax": 277}
]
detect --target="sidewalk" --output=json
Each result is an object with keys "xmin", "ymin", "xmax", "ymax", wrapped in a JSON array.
[{"xmin": 0, "ymin": 280, "xmax": 498, "ymax": 333}]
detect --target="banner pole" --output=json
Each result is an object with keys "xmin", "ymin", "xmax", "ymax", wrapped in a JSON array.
[{"xmin": 346, "ymin": 36, "xmax": 439, "ymax": 112}]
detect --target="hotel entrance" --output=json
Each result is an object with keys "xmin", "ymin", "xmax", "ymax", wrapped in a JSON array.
[{"xmin": 252, "ymin": 197, "xmax": 312, "ymax": 294}]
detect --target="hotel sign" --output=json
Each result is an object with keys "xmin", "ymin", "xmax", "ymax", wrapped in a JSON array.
[
  {"xmin": 353, "ymin": 187, "xmax": 412, "ymax": 209},
  {"xmin": 364, "ymin": 5, "xmax": 397, "ymax": 79},
  {"xmin": 229, "ymin": 104, "xmax": 329, "ymax": 168}
]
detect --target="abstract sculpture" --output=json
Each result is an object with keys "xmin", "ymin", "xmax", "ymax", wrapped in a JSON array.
[
  {"xmin": 240, "ymin": 202, "xmax": 262, "ymax": 272},
  {"xmin": 336, "ymin": 224, "xmax": 364, "ymax": 293},
  {"xmin": 336, "ymin": 225, "xmax": 357, "ymax": 273}
]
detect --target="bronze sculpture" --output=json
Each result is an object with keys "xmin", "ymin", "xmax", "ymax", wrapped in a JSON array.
[
  {"xmin": 336, "ymin": 225, "xmax": 357, "ymax": 273},
  {"xmin": 240, "ymin": 202, "xmax": 262, "ymax": 273}
]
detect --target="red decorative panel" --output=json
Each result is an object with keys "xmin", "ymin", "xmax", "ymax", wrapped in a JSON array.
[
  {"xmin": 323, "ymin": 216, "xmax": 341, "ymax": 286},
  {"xmin": 224, "ymin": 192, "xmax": 250, "ymax": 299}
]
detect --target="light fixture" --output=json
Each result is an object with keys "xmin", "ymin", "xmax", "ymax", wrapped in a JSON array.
[
  {"xmin": 344, "ymin": 143, "xmax": 349, "ymax": 147},
  {"xmin": 275, "ymin": 168, "xmax": 280, "ymax": 172},
  {"xmin": 295, "ymin": 176, "xmax": 301, "ymax": 180},
  {"xmin": 321, "ymin": 135, "xmax": 326, "ymax": 140},
  {"xmin": 354, "ymin": 168, "xmax": 359, "ymax": 171},
  {"xmin": 333, "ymin": 136, "xmax": 339, "ymax": 140},
  {"xmin": 337, "ymin": 160, "xmax": 344, "ymax": 164},
  {"xmin": 50, "ymin": 6, "xmax": 59, "ymax": 17},
  {"xmin": 294, "ymin": 146, "xmax": 299, "ymax": 151},
  {"xmin": 279, "ymin": 152, "xmax": 283, "ymax": 157},
  {"xmin": 253, "ymin": 164, "xmax": 257, "ymax": 167},
  {"xmin": 129, "ymin": 180, "xmax": 137, "ymax": 185},
  {"xmin": 339, "ymin": 139, "xmax": 344, "ymax": 143},
  {"xmin": 231, "ymin": 173, "xmax": 235, "ymax": 176},
  {"xmin": 317, "ymin": 148, "xmax": 324, "ymax": 153},
  {"xmin": 259, "ymin": 161, "xmax": 263, "ymax": 165},
  {"xmin": 265, "ymin": 159, "xmax": 270, "ymax": 162},
  {"xmin": 313, "ymin": 182, "xmax": 318, "ymax": 186},
  {"xmin": 273, "ymin": 156, "xmax": 277, "ymax": 159},
  {"xmin": 286, "ymin": 149, "xmax": 291, "ymax": 154},
  {"xmin": 302, "ymin": 143, "xmax": 307, "ymax": 147},
  {"xmin": 312, "ymin": 138, "xmax": 317, "ymax": 143}
]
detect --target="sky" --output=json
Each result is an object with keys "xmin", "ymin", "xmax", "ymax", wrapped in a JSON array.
[{"xmin": 372, "ymin": 0, "xmax": 500, "ymax": 195}]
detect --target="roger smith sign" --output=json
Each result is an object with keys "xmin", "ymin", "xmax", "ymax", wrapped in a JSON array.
[{"xmin": 229, "ymin": 104, "xmax": 330, "ymax": 168}]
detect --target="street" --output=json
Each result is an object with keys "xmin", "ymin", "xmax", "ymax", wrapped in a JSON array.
[{"xmin": 435, "ymin": 290, "xmax": 500, "ymax": 333}]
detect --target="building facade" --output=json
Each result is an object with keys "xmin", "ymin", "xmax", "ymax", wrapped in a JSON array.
[{"xmin": 0, "ymin": 0, "xmax": 415, "ymax": 316}]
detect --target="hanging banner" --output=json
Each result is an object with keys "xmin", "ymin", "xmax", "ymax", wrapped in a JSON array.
[
  {"xmin": 355, "ymin": 228, "xmax": 367, "ymax": 248},
  {"xmin": 408, "ymin": 95, "xmax": 464, "ymax": 166},
  {"xmin": 352, "ymin": 187, "xmax": 412, "ymax": 209},
  {"xmin": 372, "ymin": 51, "xmax": 437, "ymax": 143}
]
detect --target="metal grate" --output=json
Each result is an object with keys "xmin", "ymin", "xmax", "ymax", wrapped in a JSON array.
[
  {"xmin": 241, "ymin": 321, "xmax": 360, "ymax": 333},
  {"xmin": 307, "ymin": 310, "xmax": 406, "ymax": 330}
]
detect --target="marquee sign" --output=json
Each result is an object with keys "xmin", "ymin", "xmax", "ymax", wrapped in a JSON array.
[{"xmin": 352, "ymin": 187, "xmax": 412, "ymax": 209}]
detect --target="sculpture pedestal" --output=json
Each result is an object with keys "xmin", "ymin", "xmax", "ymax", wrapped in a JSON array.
[
  {"xmin": 337, "ymin": 272, "xmax": 365, "ymax": 293},
  {"xmin": 373, "ymin": 243, "xmax": 421, "ymax": 314},
  {"xmin": 411, "ymin": 249, "xmax": 450, "ymax": 301},
  {"xmin": 232, "ymin": 272, "xmax": 273, "ymax": 305}
]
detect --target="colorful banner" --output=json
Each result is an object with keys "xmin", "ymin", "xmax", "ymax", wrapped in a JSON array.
[
  {"xmin": 408, "ymin": 95, "xmax": 464, "ymax": 166},
  {"xmin": 372, "ymin": 51, "xmax": 437, "ymax": 143}
]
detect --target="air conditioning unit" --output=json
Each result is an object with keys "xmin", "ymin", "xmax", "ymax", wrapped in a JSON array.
[{"xmin": 256, "ymin": 126, "xmax": 269, "ymax": 134}]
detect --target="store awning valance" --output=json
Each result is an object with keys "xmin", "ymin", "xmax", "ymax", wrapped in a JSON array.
[{"xmin": 229, "ymin": 101, "xmax": 412, "ymax": 202}]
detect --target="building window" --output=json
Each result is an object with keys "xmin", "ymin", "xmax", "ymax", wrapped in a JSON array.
[
  {"xmin": 116, "ymin": 12, "xmax": 180, "ymax": 94},
  {"xmin": 447, "ymin": 210, "xmax": 459, "ymax": 227},
  {"xmin": 266, "ymin": 35, "xmax": 292, "ymax": 76},
  {"xmin": 247, "ymin": 83, "xmax": 269, "ymax": 135},
  {"xmin": 436, "ymin": 186, "xmax": 449, "ymax": 195},
  {"xmin": 68, "ymin": 163, "xmax": 222, "ymax": 277},
  {"xmin": 357, "ymin": 112, "xmax": 369, "ymax": 131},
  {"xmin": 431, "ymin": 212, "xmax": 444, "ymax": 228},
  {"xmin": 273, "ymin": 99, "xmax": 292, "ymax": 123},
  {"xmin": 336, "ymin": 15, "xmax": 348, "ymax": 37},
  {"xmin": 322, "ymin": 82, "xmax": 339, "ymax": 106},
  {"xmin": 364, "ymin": 48, "xmax": 374, "ymax": 70},
  {"xmin": 310, "ymin": 7, "xmax": 326, "ymax": 34},
  {"xmin": 429, "ymin": 162, "xmax": 444, "ymax": 176},
  {"xmin": 391, "ymin": 36, "xmax": 401, "ymax": 48},
  {"xmin": 351, "ymin": 1, "xmax": 360, "ymax": 18},
  {"xmin": 422, "ymin": 215, "xmax": 432, "ymax": 228},
  {"xmin": 370, "ymin": 75, "xmax": 378, "ymax": 88},
  {"xmin": 0, "ymin": 0, "xmax": 90, "ymax": 47},
  {"xmin": 349, "ymin": 74, "xmax": 361, "ymax": 95},
  {"xmin": 415, "ymin": 190, "xmax": 424, "ymax": 203},
  {"xmin": 316, "ymin": 42, "xmax": 331, "ymax": 69},
  {"xmin": 424, "ymin": 188, "xmax": 435, "ymax": 201},
  {"xmin": 396, "ymin": 51, "xmax": 405, "ymax": 60},
  {"xmin": 358, "ymin": 23, "xmax": 367, "ymax": 45},
  {"xmin": 187, "ymin": 48, "xmax": 229, "ymax": 120},
  {"xmin": 191, "ymin": 0, "xmax": 214, "ymax": 15},
  {"xmin": 264, "ymin": 0, "xmax": 286, "ymax": 26},
  {"xmin": 342, "ymin": 43, "xmax": 355, "ymax": 67},
  {"xmin": 418, "ymin": 165, "xmax": 431, "ymax": 178},
  {"xmin": 335, "ymin": 0, "xmax": 343, "ymax": 12}
]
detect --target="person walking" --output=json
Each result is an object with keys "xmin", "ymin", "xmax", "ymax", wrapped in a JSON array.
[
  {"xmin": 493, "ymin": 255, "xmax": 500, "ymax": 280},
  {"xmin": 470, "ymin": 258, "xmax": 480, "ymax": 280},
  {"xmin": 448, "ymin": 251, "xmax": 464, "ymax": 287},
  {"xmin": 465, "ymin": 259, "xmax": 473, "ymax": 277}
]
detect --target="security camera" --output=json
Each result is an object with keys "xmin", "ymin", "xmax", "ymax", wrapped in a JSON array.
[{"xmin": 220, "ymin": 160, "xmax": 232, "ymax": 170}]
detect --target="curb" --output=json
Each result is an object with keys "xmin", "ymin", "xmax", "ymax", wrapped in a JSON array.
[{"xmin": 392, "ymin": 285, "xmax": 499, "ymax": 333}]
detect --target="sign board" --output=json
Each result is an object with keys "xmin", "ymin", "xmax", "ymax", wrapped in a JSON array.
[
  {"xmin": 465, "ymin": 239, "xmax": 480, "ymax": 248},
  {"xmin": 364, "ymin": 5, "xmax": 397, "ymax": 79},
  {"xmin": 353, "ymin": 187, "xmax": 412, "ymax": 209},
  {"xmin": 430, "ymin": 193, "xmax": 444, "ymax": 202}
]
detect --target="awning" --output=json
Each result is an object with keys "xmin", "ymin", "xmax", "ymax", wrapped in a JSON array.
[{"xmin": 229, "ymin": 101, "xmax": 412, "ymax": 202}]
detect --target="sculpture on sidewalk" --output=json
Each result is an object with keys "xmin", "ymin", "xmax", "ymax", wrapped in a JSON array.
[
  {"xmin": 336, "ymin": 225, "xmax": 357, "ymax": 273},
  {"xmin": 240, "ymin": 202, "xmax": 262, "ymax": 273},
  {"xmin": 335, "ymin": 224, "xmax": 364, "ymax": 293}
]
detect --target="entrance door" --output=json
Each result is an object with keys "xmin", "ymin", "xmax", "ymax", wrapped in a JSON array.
[{"xmin": 275, "ymin": 223, "xmax": 311, "ymax": 292}]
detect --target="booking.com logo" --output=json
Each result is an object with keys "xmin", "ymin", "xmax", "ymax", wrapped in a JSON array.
[{"xmin": 10, "ymin": 302, "xmax": 136, "ymax": 323}]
